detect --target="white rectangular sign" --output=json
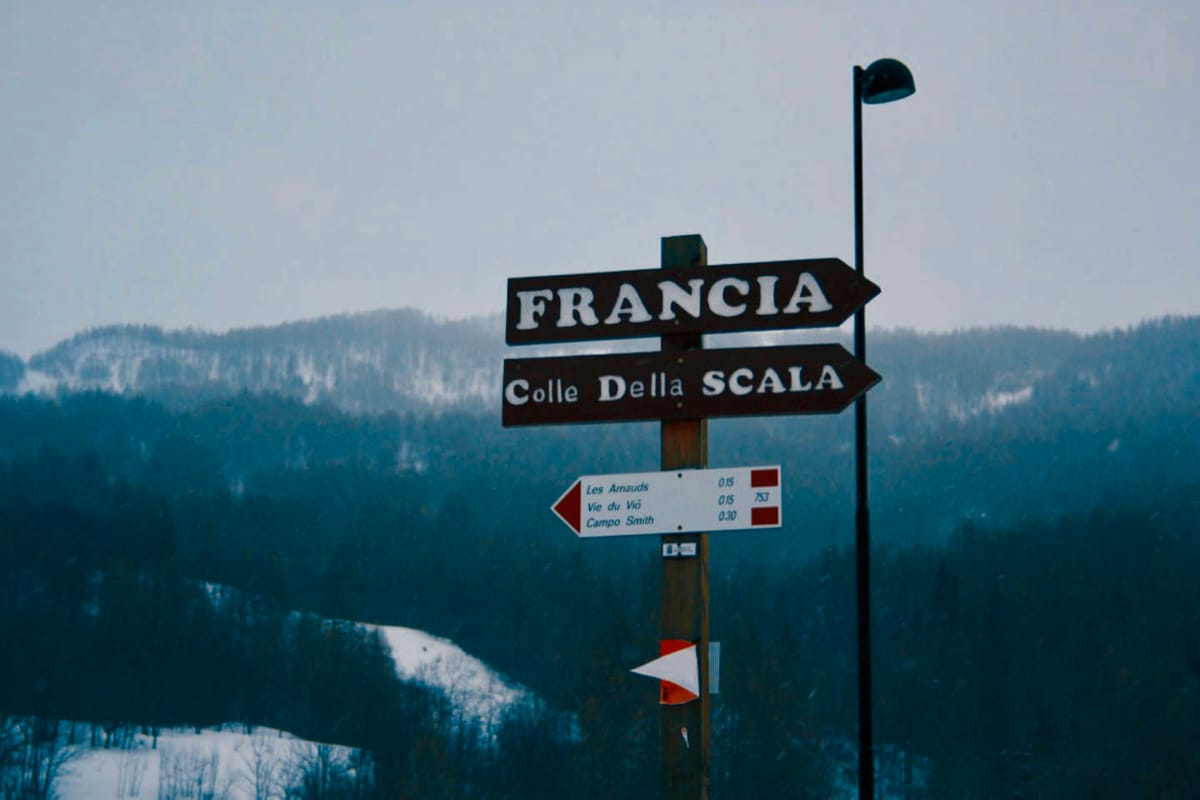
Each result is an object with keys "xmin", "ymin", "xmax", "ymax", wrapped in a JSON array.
[{"xmin": 551, "ymin": 465, "xmax": 782, "ymax": 537}]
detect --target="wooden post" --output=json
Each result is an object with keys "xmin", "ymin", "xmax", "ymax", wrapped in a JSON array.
[{"xmin": 660, "ymin": 234, "xmax": 710, "ymax": 799}]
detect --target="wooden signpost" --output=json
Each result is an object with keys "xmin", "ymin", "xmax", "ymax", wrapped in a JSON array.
[
  {"xmin": 502, "ymin": 235, "xmax": 880, "ymax": 799},
  {"xmin": 657, "ymin": 235, "xmax": 709, "ymax": 799}
]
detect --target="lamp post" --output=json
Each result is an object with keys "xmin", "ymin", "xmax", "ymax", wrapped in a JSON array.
[{"xmin": 852, "ymin": 57, "xmax": 915, "ymax": 800}]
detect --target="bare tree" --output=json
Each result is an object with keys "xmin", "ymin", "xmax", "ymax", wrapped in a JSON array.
[
  {"xmin": 235, "ymin": 731, "xmax": 285, "ymax": 800},
  {"xmin": 116, "ymin": 746, "xmax": 149, "ymax": 798},
  {"xmin": 157, "ymin": 746, "xmax": 223, "ymax": 800},
  {"xmin": 1, "ymin": 716, "xmax": 22, "ymax": 799},
  {"xmin": 0, "ymin": 717, "xmax": 78, "ymax": 800},
  {"xmin": 286, "ymin": 741, "xmax": 364, "ymax": 800}
]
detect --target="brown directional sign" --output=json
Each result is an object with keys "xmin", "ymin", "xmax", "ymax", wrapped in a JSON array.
[
  {"xmin": 501, "ymin": 343, "xmax": 880, "ymax": 426},
  {"xmin": 505, "ymin": 258, "xmax": 879, "ymax": 345}
]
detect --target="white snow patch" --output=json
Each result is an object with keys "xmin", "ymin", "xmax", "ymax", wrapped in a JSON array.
[
  {"xmin": 1107, "ymin": 438, "xmax": 1120, "ymax": 453},
  {"xmin": 913, "ymin": 379, "xmax": 932, "ymax": 413},
  {"xmin": 981, "ymin": 385, "xmax": 1033, "ymax": 412},
  {"xmin": 200, "ymin": 581, "xmax": 239, "ymax": 608},
  {"xmin": 394, "ymin": 441, "xmax": 428, "ymax": 474},
  {"xmin": 912, "ymin": 378, "xmax": 1035, "ymax": 421},
  {"xmin": 207, "ymin": 353, "xmax": 223, "ymax": 382},
  {"xmin": 296, "ymin": 352, "xmax": 321, "ymax": 403},
  {"xmin": 375, "ymin": 624, "xmax": 527, "ymax": 737},
  {"xmin": 55, "ymin": 725, "xmax": 358, "ymax": 800},
  {"xmin": 15, "ymin": 369, "xmax": 58, "ymax": 395}
]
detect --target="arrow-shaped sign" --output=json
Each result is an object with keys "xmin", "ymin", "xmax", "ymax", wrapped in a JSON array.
[
  {"xmin": 551, "ymin": 465, "xmax": 782, "ymax": 538},
  {"xmin": 631, "ymin": 640, "xmax": 700, "ymax": 705},
  {"xmin": 506, "ymin": 258, "xmax": 879, "ymax": 345},
  {"xmin": 552, "ymin": 480, "xmax": 582, "ymax": 534},
  {"xmin": 503, "ymin": 343, "xmax": 880, "ymax": 427}
]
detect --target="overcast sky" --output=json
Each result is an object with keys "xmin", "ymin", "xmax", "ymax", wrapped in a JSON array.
[{"xmin": 2, "ymin": 1, "xmax": 1197, "ymax": 357}]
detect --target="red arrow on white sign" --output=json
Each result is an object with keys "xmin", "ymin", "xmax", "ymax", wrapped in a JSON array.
[
  {"xmin": 550, "ymin": 466, "xmax": 781, "ymax": 537},
  {"xmin": 551, "ymin": 480, "xmax": 582, "ymax": 534}
]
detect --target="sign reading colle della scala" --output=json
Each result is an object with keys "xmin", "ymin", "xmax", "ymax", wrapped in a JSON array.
[
  {"xmin": 505, "ymin": 258, "xmax": 879, "ymax": 345},
  {"xmin": 502, "ymin": 343, "xmax": 880, "ymax": 427}
]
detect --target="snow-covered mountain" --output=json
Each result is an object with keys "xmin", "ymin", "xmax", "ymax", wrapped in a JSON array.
[
  {"xmin": 2, "ymin": 310, "xmax": 1195, "ymax": 428},
  {"xmin": 8, "ymin": 310, "xmax": 503, "ymax": 413}
]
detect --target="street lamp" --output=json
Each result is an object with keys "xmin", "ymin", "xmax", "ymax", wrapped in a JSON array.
[{"xmin": 852, "ymin": 56, "xmax": 914, "ymax": 800}]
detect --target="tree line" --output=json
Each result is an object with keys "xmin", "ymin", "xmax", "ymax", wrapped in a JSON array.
[{"xmin": 1, "ymin": 382, "xmax": 1198, "ymax": 796}]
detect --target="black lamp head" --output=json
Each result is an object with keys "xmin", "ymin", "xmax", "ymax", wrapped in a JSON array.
[{"xmin": 860, "ymin": 58, "xmax": 915, "ymax": 105}]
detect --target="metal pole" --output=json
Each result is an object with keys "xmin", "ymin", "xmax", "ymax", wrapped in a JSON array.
[
  {"xmin": 852, "ymin": 65, "xmax": 875, "ymax": 800},
  {"xmin": 660, "ymin": 234, "xmax": 710, "ymax": 800}
]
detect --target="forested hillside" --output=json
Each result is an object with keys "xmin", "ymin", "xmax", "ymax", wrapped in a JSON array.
[
  {"xmin": 15, "ymin": 311, "xmax": 500, "ymax": 412},
  {"xmin": 1, "ymin": 316, "xmax": 1197, "ymax": 796},
  {"xmin": 0, "ymin": 352, "xmax": 21, "ymax": 393},
  {"xmin": 9, "ymin": 311, "xmax": 1196, "ymax": 432},
  {"xmin": 7, "ymin": 316, "xmax": 1194, "ymax": 555}
]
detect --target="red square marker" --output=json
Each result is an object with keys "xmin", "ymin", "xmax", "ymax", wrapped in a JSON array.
[
  {"xmin": 750, "ymin": 468, "xmax": 779, "ymax": 488},
  {"xmin": 751, "ymin": 506, "xmax": 780, "ymax": 526}
]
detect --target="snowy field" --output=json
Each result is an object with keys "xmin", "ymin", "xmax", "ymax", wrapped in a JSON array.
[
  {"xmin": 40, "ymin": 621, "xmax": 530, "ymax": 799},
  {"xmin": 57, "ymin": 725, "xmax": 358, "ymax": 800},
  {"xmin": 14, "ymin": 610, "xmax": 908, "ymax": 799}
]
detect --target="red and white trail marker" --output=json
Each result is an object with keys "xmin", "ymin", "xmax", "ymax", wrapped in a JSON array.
[
  {"xmin": 551, "ymin": 465, "xmax": 782, "ymax": 538},
  {"xmin": 631, "ymin": 640, "xmax": 700, "ymax": 705}
]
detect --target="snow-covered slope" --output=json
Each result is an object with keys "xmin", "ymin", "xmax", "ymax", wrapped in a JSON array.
[
  {"xmin": 375, "ymin": 624, "xmax": 528, "ymax": 737},
  {"xmin": 56, "ymin": 725, "xmax": 359, "ymax": 800},
  {"xmin": 43, "ymin": 620, "xmax": 532, "ymax": 799},
  {"xmin": 17, "ymin": 310, "xmax": 503, "ymax": 413},
  {"xmin": 198, "ymin": 583, "xmax": 531, "ymax": 736}
]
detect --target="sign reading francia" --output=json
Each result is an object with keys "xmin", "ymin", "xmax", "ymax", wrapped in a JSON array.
[
  {"xmin": 551, "ymin": 466, "xmax": 783, "ymax": 538},
  {"xmin": 505, "ymin": 258, "xmax": 879, "ymax": 344}
]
